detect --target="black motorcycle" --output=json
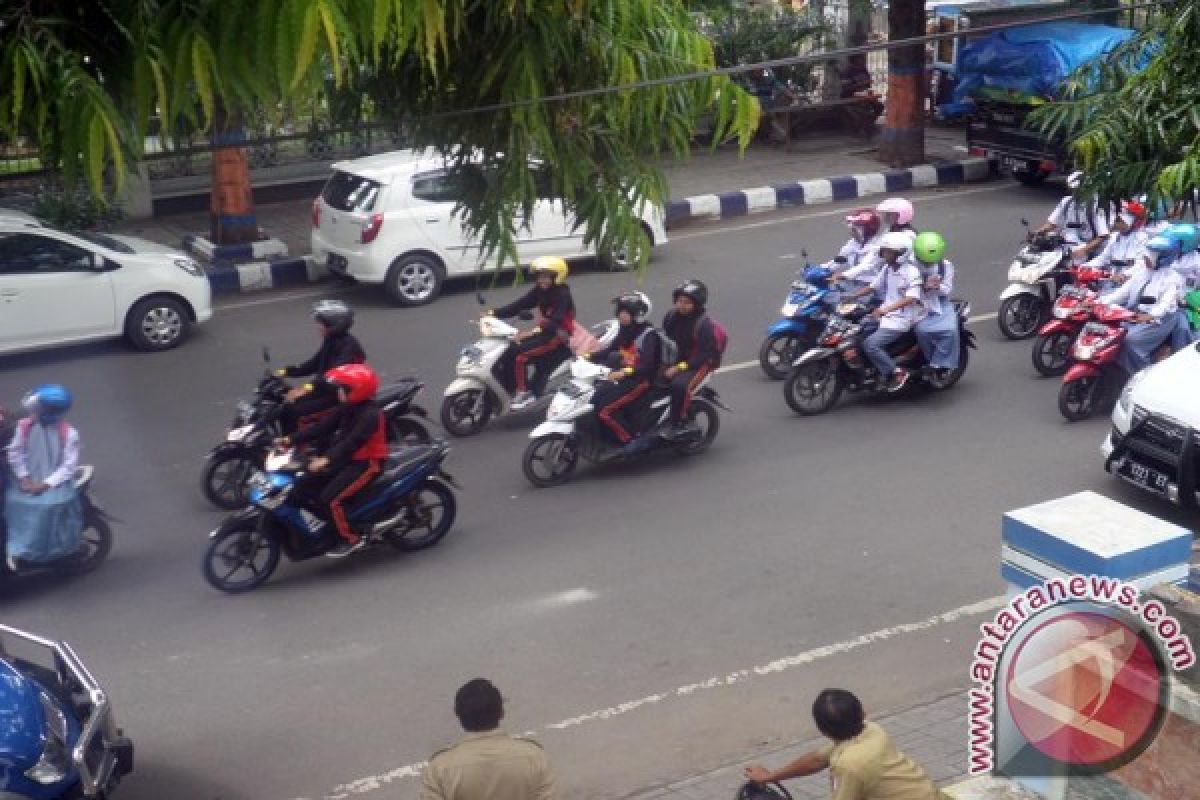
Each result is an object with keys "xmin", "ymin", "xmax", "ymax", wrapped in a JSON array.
[{"xmin": 783, "ymin": 297, "xmax": 976, "ymax": 415}]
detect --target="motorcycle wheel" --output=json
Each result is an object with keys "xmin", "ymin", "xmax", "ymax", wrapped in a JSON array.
[
  {"xmin": 1058, "ymin": 375, "xmax": 1103, "ymax": 422},
  {"xmin": 998, "ymin": 295, "xmax": 1043, "ymax": 340},
  {"xmin": 65, "ymin": 512, "xmax": 113, "ymax": 575},
  {"xmin": 522, "ymin": 434, "xmax": 579, "ymax": 488},
  {"xmin": 201, "ymin": 449, "xmax": 258, "ymax": 510},
  {"xmin": 1032, "ymin": 331, "xmax": 1073, "ymax": 377},
  {"xmin": 389, "ymin": 417, "xmax": 433, "ymax": 446},
  {"xmin": 758, "ymin": 332, "xmax": 804, "ymax": 381},
  {"xmin": 383, "ymin": 479, "xmax": 457, "ymax": 551},
  {"xmin": 926, "ymin": 347, "xmax": 970, "ymax": 391},
  {"xmin": 784, "ymin": 360, "xmax": 842, "ymax": 415},
  {"xmin": 440, "ymin": 390, "xmax": 492, "ymax": 437},
  {"xmin": 676, "ymin": 398, "xmax": 720, "ymax": 456},
  {"xmin": 202, "ymin": 518, "xmax": 281, "ymax": 594}
]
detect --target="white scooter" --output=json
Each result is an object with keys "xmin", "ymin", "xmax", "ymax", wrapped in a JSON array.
[
  {"xmin": 997, "ymin": 220, "xmax": 1075, "ymax": 340},
  {"xmin": 520, "ymin": 356, "xmax": 724, "ymax": 488},
  {"xmin": 440, "ymin": 313, "xmax": 619, "ymax": 437}
]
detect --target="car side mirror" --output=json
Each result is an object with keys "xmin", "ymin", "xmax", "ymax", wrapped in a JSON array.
[
  {"xmin": 517, "ymin": 310, "xmax": 535, "ymax": 322},
  {"xmin": 89, "ymin": 252, "xmax": 109, "ymax": 270}
]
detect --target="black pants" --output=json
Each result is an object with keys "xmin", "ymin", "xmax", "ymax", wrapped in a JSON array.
[
  {"xmin": 500, "ymin": 332, "xmax": 569, "ymax": 395},
  {"xmin": 593, "ymin": 378, "xmax": 651, "ymax": 443},
  {"xmin": 668, "ymin": 366, "xmax": 712, "ymax": 423},
  {"xmin": 299, "ymin": 459, "xmax": 381, "ymax": 544}
]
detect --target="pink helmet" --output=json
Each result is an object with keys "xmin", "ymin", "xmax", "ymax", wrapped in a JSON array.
[{"xmin": 875, "ymin": 197, "xmax": 914, "ymax": 226}]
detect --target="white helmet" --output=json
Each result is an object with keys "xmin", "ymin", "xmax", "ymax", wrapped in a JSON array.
[
  {"xmin": 878, "ymin": 231, "xmax": 911, "ymax": 255},
  {"xmin": 1066, "ymin": 171, "xmax": 1084, "ymax": 190},
  {"xmin": 614, "ymin": 290, "xmax": 652, "ymax": 324}
]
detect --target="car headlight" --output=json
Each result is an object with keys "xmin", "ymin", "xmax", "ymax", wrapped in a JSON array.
[
  {"xmin": 26, "ymin": 692, "xmax": 71, "ymax": 785},
  {"xmin": 1117, "ymin": 370, "xmax": 1148, "ymax": 415},
  {"xmin": 174, "ymin": 257, "xmax": 204, "ymax": 277}
]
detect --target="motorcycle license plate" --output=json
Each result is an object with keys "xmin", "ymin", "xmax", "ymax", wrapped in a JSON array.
[{"xmin": 1118, "ymin": 460, "xmax": 1171, "ymax": 495}]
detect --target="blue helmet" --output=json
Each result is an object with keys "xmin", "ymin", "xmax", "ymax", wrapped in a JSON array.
[
  {"xmin": 1145, "ymin": 234, "xmax": 1180, "ymax": 268},
  {"xmin": 1166, "ymin": 223, "xmax": 1199, "ymax": 253},
  {"xmin": 22, "ymin": 384, "xmax": 72, "ymax": 423}
]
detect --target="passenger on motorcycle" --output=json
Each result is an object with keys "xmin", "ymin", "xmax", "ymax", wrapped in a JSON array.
[
  {"xmin": 278, "ymin": 364, "xmax": 388, "ymax": 558},
  {"xmin": 1100, "ymin": 233, "xmax": 1188, "ymax": 375},
  {"xmin": 838, "ymin": 197, "xmax": 916, "ymax": 286},
  {"xmin": 588, "ymin": 292, "xmax": 663, "ymax": 456},
  {"xmin": 275, "ymin": 300, "xmax": 366, "ymax": 433},
  {"xmin": 828, "ymin": 209, "xmax": 882, "ymax": 275},
  {"xmin": 488, "ymin": 256, "xmax": 576, "ymax": 411},
  {"xmin": 1037, "ymin": 171, "xmax": 1110, "ymax": 260},
  {"xmin": 1167, "ymin": 223, "xmax": 1200, "ymax": 290},
  {"xmin": 848, "ymin": 232, "xmax": 925, "ymax": 391},
  {"xmin": 1083, "ymin": 200, "xmax": 1148, "ymax": 285},
  {"xmin": 911, "ymin": 232, "xmax": 960, "ymax": 379},
  {"xmin": 3, "ymin": 386, "xmax": 82, "ymax": 571},
  {"xmin": 662, "ymin": 280, "xmax": 720, "ymax": 441}
]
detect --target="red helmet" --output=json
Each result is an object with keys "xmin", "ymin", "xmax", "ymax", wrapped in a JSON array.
[
  {"xmin": 325, "ymin": 364, "xmax": 379, "ymax": 404},
  {"xmin": 1121, "ymin": 200, "xmax": 1147, "ymax": 220},
  {"xmin": 844, "ymin": 208, "xmax": 880, "ymax": 240}
]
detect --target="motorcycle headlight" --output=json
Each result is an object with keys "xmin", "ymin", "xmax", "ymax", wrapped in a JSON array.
[
  {"xmin": 26, "ymin": 692, "xmax": 71, "ymax": 785},
  {"xmin": 458, "ymin": 346, "xmax": 483, "ymax": 369},
  {"xmin": 236, "ymin": 400, "xmax": 255, "ymax": 418}
]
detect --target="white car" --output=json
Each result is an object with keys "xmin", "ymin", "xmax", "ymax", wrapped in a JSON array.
[
  {"xmin": 1102, "ymin": 343, "xmax": 1200, "ymax": 507},
  {"xmin": 310, "ymin": 149, "xmax": 668, "ymax": 306},
  {"xmin": 0, "ymin": 220, "xmax": 213, "ymax": 355}
]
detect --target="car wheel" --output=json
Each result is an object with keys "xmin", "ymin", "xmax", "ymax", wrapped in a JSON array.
[
  {"xmin": 601, "ymin": 223, "xmax": 654, "ymax": 271},
  {"xmin": 386, "ymin": 254, "xmax": 445, "ymax": 306},
  {"xmin": 125, "ymin": 296, "xmax": 190, "ymax": 351}
]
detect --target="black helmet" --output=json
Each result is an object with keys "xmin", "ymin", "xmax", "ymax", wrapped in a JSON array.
[
  {"xmin": 312, "ymin": 299, "xmax": 354, "ymax": 335},
  {"xmin": 672, "ymin": 279, "xmax": 708, "ymax": 309},
  {"xmin": 613, "ymin": 290, "xmax": 652, "ymax": 324}
]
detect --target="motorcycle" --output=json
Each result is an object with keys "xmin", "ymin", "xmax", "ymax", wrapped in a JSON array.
[
  {"xmin": 521, "ymin": 357, "xmax": 726, "ymax": 488},
  {"xmin": 0, "ymin": 466, "xmax": 113, "ymax": 581},
  {"xmin": 440, "ymin": 300, "xmax": 618, "ymax": 437},
  {"xmin": 202, "ymin": 442, "xmax": 457, "ymax": 593},
  {"xmin": 1030, "ymin": 266, "xmax": 1113, "ymax": 377},
  {"xmin": 758, "ymin": 262, "xmax": 839, "ymax": 380},
  {"xmin": 783, "ymin": 297, "xmax": 976, "ymax": 415},
  {"xmin": 1057, "ymin": 303, "xmax": 1136, "ymax": 421},
  {"xmin": 201, "ymin": 350, "xmax": 432, "ymax": 510},
  {"xmin": 997, "ymin": 222, "xmax": 1074, "ymax": 340}
]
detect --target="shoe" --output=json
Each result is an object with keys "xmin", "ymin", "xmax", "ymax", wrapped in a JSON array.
[
  {"xmin": 6, "ymin": 554, "xmax": 17, "ymax": 573},
  {"xmin": 510, "ymin": 391, "xmax": 536, "ymax": 411},
  {"xmin": 662, "ymin": 421, "xmax": 699, "ymax": 441},
  {"xmin": 885, "ymin": 368, "xmax": 909, "ymax": 392},
  {"xmin": 325, "ymin": 538, "xmax": 367, "ymax": 559},
  {"xmin": 616, "ymin": 436, "xmax": 652, "ymax": 457}
]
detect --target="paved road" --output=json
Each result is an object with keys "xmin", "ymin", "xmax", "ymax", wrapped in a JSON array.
[{"xmin": 2, "ymin": 180, "xmax": 1194, "ymax": 800}]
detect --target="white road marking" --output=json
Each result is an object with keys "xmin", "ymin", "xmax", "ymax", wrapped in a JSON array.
[
  {"xmin": 218, "ymin": 286, "xmax": 339, "ymax": 311},
  {"xmin": 291, "ymin": 595, "xmax": 1005, "ymax": 800},
  {"xmin": 526, "ymin": 587, "xmax": 599, "ymax": 611}
]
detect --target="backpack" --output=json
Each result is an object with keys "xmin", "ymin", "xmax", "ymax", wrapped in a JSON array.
[
  {"xmin": 734, "ymin": 781, "xmax": 792, "ymax": 800},
  {"xmin": 635, "ymin": 327, "xmax": 677, "ymax": 377},
  {"xmin": 695, "ymin": 313, "xmax": 729, "ymax": 368}
]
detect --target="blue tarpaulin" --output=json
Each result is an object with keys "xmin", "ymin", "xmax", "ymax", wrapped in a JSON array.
[
  {"xmin": 4, "ymin": 484, "xmax": 82, "ymax": 564},
  {"xmin": 947, "ymin": 22, "xmax": 1136, "ymax": 111}
]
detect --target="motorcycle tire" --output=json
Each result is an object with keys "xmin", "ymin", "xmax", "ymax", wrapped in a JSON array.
[
  {"xmin": 440, "ymin": 390, "xmax": 493, "ymax": 437},
  {"xmin": 675, "ymin": 398, "xmax": 720, "ymax": 456},
  {"xmin": 522, "ymin": 434, "xmax": 579, "ymax": 488},
  {"xmin": 202, "ymin": 518, "xmax": 281, "ymax": 594},
  {"xmin": 998, "ymin": 295, "xmax": 1044, "ymax": 340},
  {"xmin": 65, "ymin": 512, "xmax": 113, "ymax": 575},
  {"xmin": 784, "ymin": 360, "xmax": 842, "ymax": 415},
  {"xmin": 383, "ymin": 479, "xmax": 457, "ymax": 551},
  {"xmin": 758, "ymin": 332, "xmax": 804, "ymax": 381},
  {"xmin": 1058, "ymin": 374, "xmax": 1103, "ymax": 422},
  {"xmin": 201, "ymin": 449, "xmax": 259, "ymax": 510},
  {"xmin": 1032, "ymin": 331, "xmax": 1073, "ymax": 377},
  {"xmin": 925, "ymin": 346, "xmax": 970, "ymax": 392},
  {"xmin": 389, "ymin": 417, "xmax": 433, "ymax": 446}
]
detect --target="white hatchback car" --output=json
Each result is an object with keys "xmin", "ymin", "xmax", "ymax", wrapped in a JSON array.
[
  {"xmin": 0, "ymin": 217, "xmax": 213, "ymax": 355},
  {"xmin": 310, "ymin": 149, "xmax": 668, "ymax": 306}
]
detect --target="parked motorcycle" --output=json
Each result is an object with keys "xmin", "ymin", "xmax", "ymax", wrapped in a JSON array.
[
  {"xmin": 784, "ymin": 297, "xmax": 976, "ymax": 415},
  {"xmin": 1057, "ymin": 303, "xmax": 1136, "ymax": 421},
  {"xmin": 521, "ymin": 357, "xmax": 725, "ymax": 488},
  {"xmin": 998, "ymin": 222, "xmax": 1074, "ymax": 340},
  {"xmin": 0, "ymin": 466, "xmax": 113, "ymax": 581},
  {"xmin": 1030, "ymin": 266, "xmax": 1113, "ymax": 377},
  {"xmin": 441, "ymin": 302, "xmax": 618, "ymax": 437},
  {"xmin": 758, "ymin": 262, "xmax": 838, "ymax": 380},
  {"xmin": 202, "ymin": 443, "xmax": 457, "ymax": 593},
  {"xmin": 201, "ymin": 351, "xmax": 432, "ymax": 510}
]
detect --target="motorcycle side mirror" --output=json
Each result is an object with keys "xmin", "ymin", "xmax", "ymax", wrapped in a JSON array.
[
  {"xmin": 517, "ymin": 310, "xmax": 535, "ymax": 322},
  {"xmin": 1020, "ymin": 218, "xmax": 1030, "ymax": 228}
]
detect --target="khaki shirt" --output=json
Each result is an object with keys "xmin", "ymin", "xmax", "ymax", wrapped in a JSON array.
[
  {"xmin": 818, "ymin": 722, "xmax": 947, "ymax": 800},
  {"xmin": 420, "ymin": 730, "xmax": 555, "ymax": 800}
]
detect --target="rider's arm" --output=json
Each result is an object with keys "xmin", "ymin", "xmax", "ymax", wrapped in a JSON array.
[
  {"xmin": 288, "ymin": 407, "xmax": 343, "ymax": 447},
  {"xmin": 324, "ymin": 408, "xmax": 380, "ymax": 465},
  {"xmin": 1145, "ymin": 273, "xmax": 1183, "ymax": 320},
  {"xmin": 283, "ymin": 348, "xmax": 323, "ymax": 378},
  {"xmin": 689, "ymin": 319, "xmax": 720, "ymax": 370},
  {"xmin": 5, "ymin": 425, "xmax": 28, "ymax": 480},
  {"xmin": 42, "ymin": 427, "xmax": 80, "ymax": 488},
  {"xmin": 936, "ymin": 261, "xmax": 955, "ymax": 297},
  {"xmin": 628, "ymin": 332, "xmax": 662, "ymax": 381},
  {"xmin": 538, "ymin": 287, "xmax": 574, "ymax": 335},
  {"xmin": 1100, "ymin": 266, "xmax": 1139, "ymax": 307},
  {"xmin": 492, "ymin": 288, "xmax": 537, "ymax": 320},
  {"xmin": 1083, "ymin": 235, "xmax": 1114, "ymax": 269}
]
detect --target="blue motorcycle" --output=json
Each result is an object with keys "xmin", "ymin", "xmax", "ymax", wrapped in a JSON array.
[
  {"xmin": 202, "ymin": 442, "xmax": 458, "ymax": 593},
  {"xmin": 758, "ymin": 263, "xmax": 839, "ymax": 379}
]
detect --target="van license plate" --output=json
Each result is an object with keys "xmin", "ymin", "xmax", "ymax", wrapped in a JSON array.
[{"xmin": 1119, "ymin": 460, "xmax": 1170, "ymax": 494}]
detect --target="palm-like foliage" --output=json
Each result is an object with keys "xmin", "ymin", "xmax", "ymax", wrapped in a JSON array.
[
  {"xmin": 1031, "ymin": 2, "xmax": 1200, "ymax": 209},
  {"xmin": 1, "ymin": 0, "xmax": 756, "ymax": 265}
]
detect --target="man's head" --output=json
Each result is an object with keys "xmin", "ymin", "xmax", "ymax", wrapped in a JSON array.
[
  {"xmin": 613, "ymin": 291, "xmax": 651, "ymax": 327},
  {"xmin": 312, "ymin": 299, "xmax": 354, "ymax": 337},
  {"xmin": 530, "ymin": 256, "xmax": 569, "ymax": 290},
  {"xmin": 812, "ymin": 688, "xmax": 865, "ymax": 741},
  {"xmin": 672, "ymin": 279, "xmax": 708, "ymax": 316},
  {"xmin": 878, "ymin": 232, "xmax": 911, "ymax": 267},
  {"xmin": 454, "ymin": 678, "xmax": 504, "ymax": 732}
]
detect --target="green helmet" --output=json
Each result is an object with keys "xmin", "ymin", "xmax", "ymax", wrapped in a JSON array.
[{"xmin": 912, "ymin": 231, "xmax": 946, "ymax": 265}]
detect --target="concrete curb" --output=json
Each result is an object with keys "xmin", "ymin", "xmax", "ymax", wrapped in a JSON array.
[
  {"xmin": 663, "ymin": 157, "xmax": 996, "ymax": 228},
  {"xmin": 205, "ymin": 255, "xmax": 327, "ymax": 294}
]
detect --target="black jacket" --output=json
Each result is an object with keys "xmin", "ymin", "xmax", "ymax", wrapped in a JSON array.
[
  {"xmin": 285, "ymin": 332, "xmax": 366, "ymax": 378},
  {"xmin": 290, "ymin": 400, "xmax": 386, "ymax": 466},
  {"xmin": 662, "ymin": 311, "xmax": 718, "ymax": 370},
  {"xmin": 494, "ymin": 284, "xmax": 575, "ymax": 335},
  {"xmin": 591, "ymin": 322, "xmax": 662, "ymax": 382}
]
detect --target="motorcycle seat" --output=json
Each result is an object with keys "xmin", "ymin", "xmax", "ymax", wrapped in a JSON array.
[{"xmin": 377, "ymin": 379, "xmax": 420, "ymax": 406}]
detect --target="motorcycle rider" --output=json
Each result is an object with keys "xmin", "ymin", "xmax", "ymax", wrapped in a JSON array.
[
  {"xmin": 275, "ymin": 300, "xmax": 366, "ymax": 433},
  {"xmin": 911, "ymin": 232, "xmax": 960, "ymax": 379},
  {"xmin": 661, "ymin": 280, "xmax": 720, "ymax": 441},
  {"xmin": 837, "ymin": 197, "xmax": 916, "ymax": 286},
  {"xmin": 278, "ymin": 364, "xmax": 388, "ymax": 558},
  {"xmin": 1167, "ymin": 222, "xmax": 1200, "ymax": 289},
  {"xmin": 588, "ymin": 292, "xmax": 663, "ymax": 456},
  {"xmin": 828, "ymin": 209, "xmax": 882, "ymax": 275},
  {"xmin": 1083, "ymin": 200, "xmax": 1149, "ymax": 285},
  {"xmin": 488, "ymin": 256, "xmax": 576, "ymax": 411},
  {"xmin": 848, "ymin": 232, "xmax": 925, "ymax": 391},
  {"xmin": 1036, "ymin": 171, "xmax": 1110, "ymax": 260},
  {"xmin": 4, "ymin": 386, "xmax": 82, "ymax": 571},
  {"xmin": 1099, "ymin": 233, "xmax": 1187, "ymax": 375}
]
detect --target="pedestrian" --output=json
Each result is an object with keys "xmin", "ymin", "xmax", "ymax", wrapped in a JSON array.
[
  {"xmin": 421, "ymin": 679, "xmax": 556, "ymax": 800},
  {"xmin": 744, "ymin": 689, "xmax": 948, "ymax": 800}
]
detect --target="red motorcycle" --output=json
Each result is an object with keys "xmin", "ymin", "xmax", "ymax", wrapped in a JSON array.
[
  {"xmin": 1057, "ymin": 303, "xmax": 1135, "ymax": 421},
  {"xmin": 1031, "ymin": 266, "xmax": 1112, "ymax": 377}
]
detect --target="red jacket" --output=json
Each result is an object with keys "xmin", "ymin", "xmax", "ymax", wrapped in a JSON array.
[{"xmin": 291, "ymin": 400, "xmax": 388, "ymax": 463}]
